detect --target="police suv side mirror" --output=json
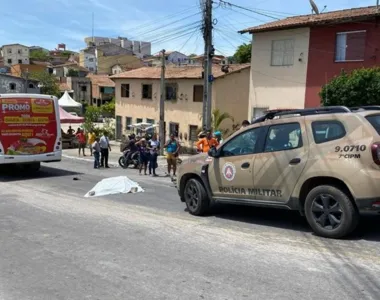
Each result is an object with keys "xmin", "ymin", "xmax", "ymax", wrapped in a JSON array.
[{"xmin": 208, "ymin": 146, "xmax": 219, "ymax": 158}]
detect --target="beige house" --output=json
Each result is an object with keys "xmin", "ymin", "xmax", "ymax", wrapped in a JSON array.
[
  {"xmin": 239, "ymin": 26, "xmax": 310, "ymax": 120},
  {"xmin": 0, "ymin": 44, "xmax": 30, "ymax": 66},
  {"xmin": 111, "ymin": 64, "xmax": 250, "ymax": 145}
]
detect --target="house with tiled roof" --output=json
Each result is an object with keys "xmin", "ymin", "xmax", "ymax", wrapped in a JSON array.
[
  {"xmin": 110, "ymin": 64, "xmax": 250, "ymax": 142},
  {"xmin": 87, "ymin": 74, "xmax": 115, "ymax": 106},
  {"xmin": 240, "ymin": 5, "xmax": 380, "ymax": 120}
]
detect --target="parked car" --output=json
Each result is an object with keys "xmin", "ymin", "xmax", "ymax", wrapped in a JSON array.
[{"xmin": 177, "ymin": 106, "xmax": 380, "ymax": 239}]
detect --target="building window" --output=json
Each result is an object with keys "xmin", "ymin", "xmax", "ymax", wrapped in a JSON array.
[
  {"xmin": 121, "ymin": 84, "xmax": 130, "ymax": 98},
  {"xmin": 81, "ymin": 86, "xmax": 87, "ymax": 92},
  {"xmin": 89, "ymin": 58, "xmax": 94, "ymax": 62},
  {"xmin": 28, "ymin": 83, "xmax": 35, "ymax": 89},
  {"xmin": 7, "ymin": 59, "xmax": 12, "ymax": 64},
  {"xmin": 125, "ymin": 117, "xmax": 132, "ymax": 130},
  {"xmin": 18, "ymin": 49, "xmax": 22, "ymax": 54},
  {"xmin": 18, "ymin": 59, "xmax": 22, "ymax": 64},
  {"xmin": 100, "ymin": 87, "xmax": 105, "ymax": 93},
  {"xmin": 146, "ymin": 119, "xmax": 155, "ymax": 134},
  {"xmin": 335, "ymin": 31, "xmax": 366, "ymax": 62},
  {"xmin": 89, "ymin": 67, "xmax": 94, "ymax": 71},
  {"xmin": 9, "ymin": 83, "xmax": 16, "ymax": 90},
  {"xmin": 142, "ymin": 84, "xmax": 152, "ymax": 99},
  {"xmin": 136, "ymin": 118, "xmax": 143, "ymax": 124},
  {"xmin": 271, "ymin": 39, "xmax": 294, "ymax": 66},
  {"xmin": 189, "ymin": 125, "xmax": 198, "ymax": 141},
  {"xmin": 169, "ymin": 122, "xmax": 179, "ymax": 137},
  {"xmin": 7, "ymin": 49, "xmax": 12, "ymax": 54},
  {"xmin": 165, "ymin": 83, "xmax": 177, "ymax": 100},
  {"xmin": 193, "ymin": 85, "xmax": 203, "ymax": 102}
]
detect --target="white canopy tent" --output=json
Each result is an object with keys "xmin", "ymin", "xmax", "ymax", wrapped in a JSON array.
[{"xmin": 58, "ymin": 91, "xmax": 82, "ymax": 108}]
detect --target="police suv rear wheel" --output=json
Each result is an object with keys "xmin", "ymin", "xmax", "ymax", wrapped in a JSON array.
[
  {"xmin": 304, "ymin": 185, "xmax": 359, "ymax": 239},
  {"xmin": 184, "ymin": 178, "xmax": 209, "ymax": 216}
]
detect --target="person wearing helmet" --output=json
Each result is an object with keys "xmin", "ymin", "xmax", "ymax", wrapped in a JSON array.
[{"xmin": 213, "ymin": 131, "xmax": 223, "ymax": 144}]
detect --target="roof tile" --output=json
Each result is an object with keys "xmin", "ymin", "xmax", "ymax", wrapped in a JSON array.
[
  {"xmin": 87, "ymin": 74, "xmax": 115, "ymax": 87},
  {"xmin": 110, "ymin": 64, "xmax": 250, "ymax": 80},
  {"xmin": 240, "ymin": 6, "xmax": 380, "ymax": 33}
]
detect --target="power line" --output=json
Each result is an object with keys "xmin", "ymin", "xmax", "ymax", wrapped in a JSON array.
[
  {"xmin": 217, "ymin": 0, "xmax": 281, "ymax": 20},
  {"xmin": 122, "ymin": 5, "xmax": 200, "ymax": 34},
  {"xmin": 127, "ymin": 11, "xmax": 202, "ymax": 41}
]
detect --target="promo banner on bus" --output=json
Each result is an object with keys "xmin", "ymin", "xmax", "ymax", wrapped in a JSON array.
[{"xmin": 0, "ymin": 98, "xmax": 57, "ymax": 155}]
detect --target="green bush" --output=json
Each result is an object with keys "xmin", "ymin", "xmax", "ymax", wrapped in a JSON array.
[{"xmin": 320, "ymin": 67, "xmax": 380, "ymax": 107}]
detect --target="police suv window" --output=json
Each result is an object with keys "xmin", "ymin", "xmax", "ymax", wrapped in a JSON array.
[
  {"xmin": 311, "ymin": 121, "xmax": 346, "ymax": 144},
  {"xmin": 365, "ymin": 115, "xmax": 380, "ymax": 134},
  {"xmin": 264, "ymin": 123, "xmax": 302, "ymax": 152},
  {"xmin": 221, "ymin": 128, "xmax": 261, "ymax": 157}
]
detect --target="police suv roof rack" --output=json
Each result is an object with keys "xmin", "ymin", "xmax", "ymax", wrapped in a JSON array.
[
  {"xmin": 251, "ymin": 106, "xmax": 350, "ymax": 124},
  {"xmin": 350, "ymin": 106, "xmax": 380, "ymax": 111}
]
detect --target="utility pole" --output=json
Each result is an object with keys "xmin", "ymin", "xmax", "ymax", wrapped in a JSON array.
[
  {"xmin": 202, "ymin": 0, "xmax": 214, "ymax": 131},
  {"xmin": 159, "ymin": 49, "xmax": 166, "ymax": 155},
  {"xmin": 23, "ymin": 69, "xmax": 29, "ymax": 93}
]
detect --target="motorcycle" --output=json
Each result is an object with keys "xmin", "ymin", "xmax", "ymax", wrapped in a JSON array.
[{"xmin": 118, "ymin": 150, "xmax": 140, "ymax": 169}]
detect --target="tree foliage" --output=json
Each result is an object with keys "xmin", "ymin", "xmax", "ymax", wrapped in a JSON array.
[
  {"xmin": 67, "ymin": 69, "xmax": 79, "ymax": 77},
  {"xmin": 233, "ymin": 43, "xmax": 252, "ymax": 64},
  {"xmin": 30, "ymin": 50, "xmax": 50, "ymax": 62},
  {"xmin": 29, "ymin": 71, "xmax": 60, "ymax": 97},
  {"xmin": 320, "ymin": 67, "xmax": 380, "ymax": 107}
]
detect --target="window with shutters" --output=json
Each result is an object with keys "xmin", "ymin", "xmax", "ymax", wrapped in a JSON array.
[
  {"xmin": 335, "ymin": 31, "xmax": 366, "ymax": 62},
  {"xmin": 271, "ymin": 39, "xmax": 294, "ymax": 66},
  {"xmin": 125, "ymin": 117, "xmax": 132, "ymax": 130},
  {"xmin": 193, "ymin": 85, "xmax": 203, "ymax": 102},
  {"xmin": 121, "ymin": 84, "xmax": 130, "ymax": 98},
  {"xmin": 165, "ymin": 83, "xmax": 178, "ymax": 100},
  {"xmin": 142, "ymin": 84, "xmax": 152, "ymax": 99},
  {"xmin": 189, "ymin": 125, "xmax": 198, "ymax": 141}
]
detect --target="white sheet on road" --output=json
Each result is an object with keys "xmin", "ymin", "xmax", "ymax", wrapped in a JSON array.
[{"xmin": 84, "ymin": 176, "xmax": 144, "ymax": 197}]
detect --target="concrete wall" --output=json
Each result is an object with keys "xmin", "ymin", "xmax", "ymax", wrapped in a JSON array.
[
  {"xmin": 66, "ymin": 77, "xmax": 91, "ymax": 104},
  {"xmin": 306, "ymin": 21, "xmax": 380, "ymax": 107},
  {"xmin": 114, "ymin": 69, "xmax": 250, "ymax": 146},
  {"xmin": 1, "ymin": 44, "xmax": 30, "ymax": 66},
  {"xmin": 80, "ymin": 51, "xmax": 96, "ymax": 72},
  {"xmin": 97, "ymin": 54, "xmax": 143, "ymax": 75},
  {"xmin": 213, "ymin": 68, "xmax": 250, "ymax": 129},
  {"xmin": 0, "ymin": 74, "xmax": 40, "ymax": 94},
  {"xmin": 248, "ymin": 27, "xmax": 310, "ymax": 120}
]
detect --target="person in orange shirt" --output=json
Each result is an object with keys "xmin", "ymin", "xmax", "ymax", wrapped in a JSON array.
[{"xmin": 196, "ymin": 131, "xmax": 219, "ymax": 153}]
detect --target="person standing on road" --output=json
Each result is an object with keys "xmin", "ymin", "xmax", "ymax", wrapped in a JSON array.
[
  {"xmin": 99, "ymin": 131, "xmax": 111, "ymax": 168},
  {"xmin": 164, "ymin": 134, "xmax": 180, "ymax": 177},
  {"xmin": 136, "ymin": 138, "xmax": 149, "ymax": 175},
  {"xmin": 196, "ymin": 131, "xmax": 219, "ymax": 153},
  {"xmin": 92, "ymin": 137, "xmax": 101, "ymax": 169},
  {"xmin": 88, "ymin": 130, "xmax": 96, "ymax": 156},
  {"xmin": 240, "ymin": 120, "xmax": 250, "ymax": 130},
  {"xmin": 148, "ymin": 133, "xmax": 160, "ymax": 177},
  {"xmin": 76, "ymin": 129, "xmax": 86, "ymax": 156}
]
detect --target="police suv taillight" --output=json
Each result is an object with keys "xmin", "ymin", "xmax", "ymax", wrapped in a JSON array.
[{"xmin": 371, "ymin": 142, "xmax": 380, "ymax": 165}]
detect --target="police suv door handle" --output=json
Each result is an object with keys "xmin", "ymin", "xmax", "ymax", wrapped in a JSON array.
[
  {"xmin": 241, "ymin": 162, "xmax": 250, "ymax": 169},
  {"xmin": 289, "ymin": 158, "xmax": 301, "ymax": 165}
]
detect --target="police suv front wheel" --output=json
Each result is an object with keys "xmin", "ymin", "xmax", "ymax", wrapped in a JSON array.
[
  {"xmin": 304, "ymin": 185, "xmax": 359, "ymax": 239},
  {"xmin": 184, "ymin": 178, "xmax": 210, "ymax": 216}
]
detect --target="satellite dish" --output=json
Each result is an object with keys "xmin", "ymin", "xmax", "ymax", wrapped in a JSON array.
[{"xmin": 309, "ymin": 0, "xmax": 320, "ymax": 14}]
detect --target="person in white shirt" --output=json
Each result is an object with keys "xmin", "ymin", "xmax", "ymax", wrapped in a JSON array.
[
  {"xmin": 92, "ymin": 137, "xmax": 101, "ymax": 169},
  {"xmin": 99, "ymin": 131, "xmax": 111, "ymax": 168}
]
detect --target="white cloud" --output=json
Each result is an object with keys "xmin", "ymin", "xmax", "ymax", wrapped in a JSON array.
[{"xmin": 87, "ymin": 0, "xmax": 118, "ymax": 13}]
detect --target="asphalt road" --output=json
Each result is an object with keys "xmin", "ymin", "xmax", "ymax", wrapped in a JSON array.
[{"xmin": 1, "ymin": 158, "xmax": 380, "ymax": 300}]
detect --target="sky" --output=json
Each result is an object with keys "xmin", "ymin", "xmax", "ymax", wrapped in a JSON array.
[{"xmin": 0, "ymin": 0, "xmax": 376, "ymax": 56}]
